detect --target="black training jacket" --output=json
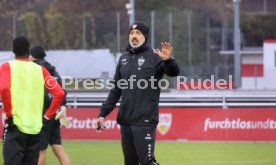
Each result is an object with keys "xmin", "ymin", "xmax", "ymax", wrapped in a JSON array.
[
  {"xmin": 34, "ymin": 59, "xmax": 67, "ymax": 113},
  {"xmin": 99, "ymin": 45, "xmax": 180, "ymax": 127}
]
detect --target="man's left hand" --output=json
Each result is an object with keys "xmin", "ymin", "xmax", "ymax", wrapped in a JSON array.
[
  {"xmin": 55, "ymin": 106, "xmax": 66, "ymax": 120},
  {"xmin": 55, "ymin": 106, "xmax": 71, "ymax": 128},
  {"xmin": 153, "ymin": 42, "xmax": 173, "ymax": 61}
]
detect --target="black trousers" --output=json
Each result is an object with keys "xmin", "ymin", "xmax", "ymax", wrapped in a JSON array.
[
  {"xmin": 3, "ymin": 126, "xmax": 40, "ymax": 165},
  {"xmin": 120, "ymin": 125, "xmax": 160, "ymax": 165},
  {"xmin": 40, "ymin": 119, "xmax": 61, "ymax": 150}
]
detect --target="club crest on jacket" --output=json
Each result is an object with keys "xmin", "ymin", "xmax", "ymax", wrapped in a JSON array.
[{"xmin": 138, "ymin": 57, "xmax": 145, "ymax": 67}]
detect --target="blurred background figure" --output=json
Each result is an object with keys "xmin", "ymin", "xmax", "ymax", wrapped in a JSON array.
[{"xmin": 29, "ymin": 46, "xmax": 70, "ymax": 165}]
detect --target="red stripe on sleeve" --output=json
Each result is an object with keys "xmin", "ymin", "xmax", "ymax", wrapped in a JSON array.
[
  {"xmin": 0, "ymin": 62, "xmax": 12, "ymax": 117},
  {"xmin": 41, "ymin": 67, "xmax": 65, "ymax": 119}
]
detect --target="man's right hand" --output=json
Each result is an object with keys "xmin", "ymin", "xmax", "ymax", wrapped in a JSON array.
[
  {"xmin": 96, "ymin": 117, "xmax": 105, "ymax": 132},
  {"xmin": 42, "ymin": 117, "xmax": 49, "ymax": 128}
]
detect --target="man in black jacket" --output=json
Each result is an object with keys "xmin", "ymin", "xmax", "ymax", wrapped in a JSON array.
[
  {"xmin": 97, "ymin": 21, "xmax": 180, "ymax": 165},
  {"xmin": 29, "ymin": 46, "xmax": 70, "ymax": 165}
]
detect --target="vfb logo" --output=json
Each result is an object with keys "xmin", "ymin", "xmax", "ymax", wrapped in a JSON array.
[{"xmin": 157, "ymin": 113, "xmax": 172, "ymax": 135}]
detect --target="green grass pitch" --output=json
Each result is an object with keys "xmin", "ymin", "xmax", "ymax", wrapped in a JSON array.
[{"xmin": 1, "ymin": 141, "xmax": 276, "ymax": 165}]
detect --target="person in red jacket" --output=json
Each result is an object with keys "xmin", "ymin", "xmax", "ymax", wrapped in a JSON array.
[{"xmin": 0, "ymin": 36, "xmax": 64, "ymax": 165}]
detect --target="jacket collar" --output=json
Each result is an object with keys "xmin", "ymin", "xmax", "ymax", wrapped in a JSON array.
[{"xmin": 126, "ymin": 43, "xmax": 151, "ymax": 54}]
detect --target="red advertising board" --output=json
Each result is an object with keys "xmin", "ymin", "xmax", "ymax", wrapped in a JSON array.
[{"xmin": 1, "ymin": 107, "xmax": 276, "ymax": 141}]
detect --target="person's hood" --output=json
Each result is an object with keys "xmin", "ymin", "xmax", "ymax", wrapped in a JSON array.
[{"xmin": 33, "ymin": 59, "xmax": 56, "ymax": 76}]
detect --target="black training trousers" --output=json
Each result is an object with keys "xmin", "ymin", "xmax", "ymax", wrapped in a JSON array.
[
  {"xmin": 3, "ymin": 126, "xmax": 40, "ymax": 165},
  {"xmin": 120, "ymin": 125, "xmax": 160, "ymax": 165},
  {"xmin": 40, "ymin": 119, "xmax": 61, "ymax": 150}
]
